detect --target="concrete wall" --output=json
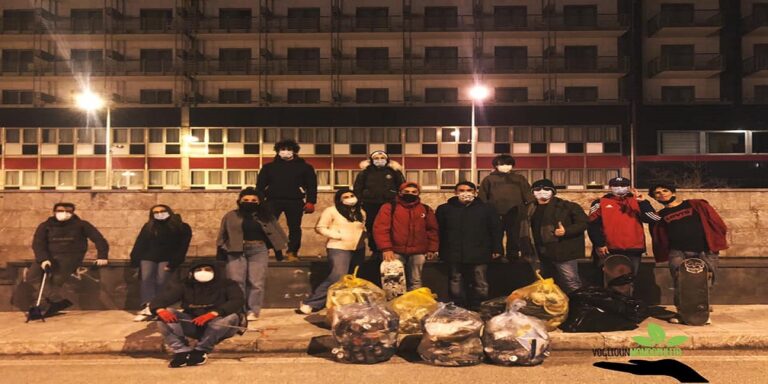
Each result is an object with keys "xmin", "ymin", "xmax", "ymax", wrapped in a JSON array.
[{"xmin": 0, "ymin": 190, "xmax": 766, "ymax": 267}]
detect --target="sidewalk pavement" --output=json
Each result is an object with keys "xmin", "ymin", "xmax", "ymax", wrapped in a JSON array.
[{"xmin": 1, "ymin": 306, "xmax": 767, "ymax": 355}]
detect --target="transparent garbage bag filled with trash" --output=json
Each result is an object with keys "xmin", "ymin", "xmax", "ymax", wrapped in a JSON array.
[
  {"xmin": 483, "ymin": 299, "xmax": 551, "ymax": 366},
  {"xmin": 326, "ymin": 267, "xmax": 386, "ymax": 325},
  {"xmin": 417, "ymin": 303, "xmax": 485, "ymax": 366},
  {"xmin": 388, "ymin": 287, "xmax": 438, "ymax": 334},
  {"xmin": 330, "ymin": 302, "xmax": 399, "ymax": 364},
  {"xmin": 507, "ymin": 270, "xmax": 569, "ymax": 331}
]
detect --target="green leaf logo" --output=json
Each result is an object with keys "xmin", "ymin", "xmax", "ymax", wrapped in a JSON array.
[
  {"xmin": 666, "ymin": 335, "xmax": 689, "ymax": 347},
  {"xmin": 648, "ymin": 323, "xmax": 666, "ymax": 345},
  {"xmin": 632, "ymin": 336, "xmax": 656, "ymax": 347},
  {"xmin": 633, "ymin": 323, "xmax": 689, "ymax": 348}
]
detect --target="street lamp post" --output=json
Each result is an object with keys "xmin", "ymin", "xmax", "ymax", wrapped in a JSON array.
[
  {"xmin": 469, "ymin": 85, "xmax": 489, "ymax": 184},
  {"xmin": 75, "ymin": 90, "xmax": 111, "ymax": 188}
]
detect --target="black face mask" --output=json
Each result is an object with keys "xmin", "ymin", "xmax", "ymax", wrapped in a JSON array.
[
  {"xmin": 400, "ymin": 194, "xmax": 419, "ymax": 203},
  {"xmin": 238, "ymin": 202, "xmax": 259, "ymax": 212},
  {"xmin": 657, "ymin": 196, "xmax": 677, "ymax": 205}
]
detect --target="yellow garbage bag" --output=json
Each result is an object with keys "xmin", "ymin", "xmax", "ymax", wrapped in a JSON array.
[
  {"xmin": 506, "ymin": 271, "xmax": 569, "ymax": 331},
  {"xmin": 389, "ymin": 287, "xmax": 439, "ymax": 334},
  {"xmin": 326, "ymin": 266, "xmax": 386, "ymax": 325}
]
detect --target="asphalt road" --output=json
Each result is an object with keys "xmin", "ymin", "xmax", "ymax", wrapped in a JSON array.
[{"xmin": 1, "ymin": 351, "xmax": 765, "ymax": 384}]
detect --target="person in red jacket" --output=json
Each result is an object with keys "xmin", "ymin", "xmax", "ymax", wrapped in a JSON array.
[{"xmin": 373, "ymin": 182, "xmax": 439, "ymax": 291}]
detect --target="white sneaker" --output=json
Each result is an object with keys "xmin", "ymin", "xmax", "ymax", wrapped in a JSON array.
[
  {"xmin": 668, "ymin": 317, "xmax": 681, "ymax": 324},
  {"xmin": 246, "ymin": 312, "xmax": 259, "ymax": 321},
  {"xmin": 133, "ymin": 306, "xmax": 152, "ymax": 322},
  {"xmin": 299, "ymin": 304, "xmax": 313, "ymax": 315}
]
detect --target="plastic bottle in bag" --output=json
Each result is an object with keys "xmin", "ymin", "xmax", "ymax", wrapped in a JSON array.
[
  {"xmin": 331, "ymin": 302, "xmax": 399, "ymax": 364},
  {"xmin": 417, "ymin": 302, "xmax": 485, "ymax": 366},
  {"xmin": 483, "ymin": 299, "xmax": 551, "ymax": 366},
  {"xmin": 388, "ymin": 287, "xmax": 438, "ymax": 334}
]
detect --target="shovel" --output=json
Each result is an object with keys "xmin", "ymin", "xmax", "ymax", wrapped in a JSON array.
[{"xmin": 26, "ymin": 271, "xmax": 48, "ymax": 323}]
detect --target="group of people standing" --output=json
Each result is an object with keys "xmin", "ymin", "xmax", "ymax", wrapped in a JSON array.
[{"xmin": 24, "ymin": 139, "xmax": 728, "ymax": 368}]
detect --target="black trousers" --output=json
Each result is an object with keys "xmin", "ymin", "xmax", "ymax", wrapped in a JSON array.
[
  {"xmin": 501, "ymin": 207, "xmax": 522, "ymax": 258},
  {"xmin": 269, "ymin": 199, "xmax": 304, "ymax": 253},
  {"xmin": 362, "ymin": 202, "xmax": 383, "ymax": 253},
  {"xmin": 449, "ymin": 263, "xmax": 489, "ymax": 310},
  {"xmin": 27, "ymin": 254, "xmax": 82, "ymax": 303}
]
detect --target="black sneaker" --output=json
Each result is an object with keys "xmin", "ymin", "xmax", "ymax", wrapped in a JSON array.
[
  {"xmin": 44, "ymin": 299, "xmax": 73, "ymax": 317},
  {"xmin": 168, "ymin": 352, "xmax": 189, "ymax": 368},
  {"xmin": 187, "ymin": 350, "xmax": 208, "ymax": 366}
]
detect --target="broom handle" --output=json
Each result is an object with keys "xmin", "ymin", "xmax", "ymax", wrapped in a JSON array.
[{"xmin": 35, "ymin": 272, "xmax": 47, "ymax": 307}]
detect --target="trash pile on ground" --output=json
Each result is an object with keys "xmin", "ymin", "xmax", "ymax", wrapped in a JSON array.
[
  {"xmin": 507, "ymin": 271, "xmax": 569, "ymax": 331},
  {"xmin": 331, "ymin": 302, "xmax": 399, "ymax": 364},
  {"xmin": 483, "ymin": 299, "xmax": 551, "ymax": 366},
  {"xmin": 388, "ymin": 287, "xmax": 438, "ymax": 334},
  {"xmin": 417, "ymin": 303, "xmax": 485, "ymax": 366},
  {"xmin": 326, "ymin": 268, "xmax": 386, "ymax": 325}
]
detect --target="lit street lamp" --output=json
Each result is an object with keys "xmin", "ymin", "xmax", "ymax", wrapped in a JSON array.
[
  {"xmin": 75, "ymin": 90, "xmax": 111, "ymax": 188},
  {"xmin": 469, "ymin": 84, "xmax": 489, "ymax": 184}
]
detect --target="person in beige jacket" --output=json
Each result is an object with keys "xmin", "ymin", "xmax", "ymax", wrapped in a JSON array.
[{"xmin": 298, "ymin": 188, "xmax": 366, "ymax": 314}]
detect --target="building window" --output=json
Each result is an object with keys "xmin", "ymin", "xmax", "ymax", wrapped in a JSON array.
[
  {"xmin": 219, "ymin": 8, "xmax": 252, "ymax": 30},
  {"xmin": 287, "ymin": 48, "xmax": 320, "ymax": 72},
  {"xmin": 424, "ymin": 7, "xmax": 458, "ymax": 29},
  {"xmin": 495, "ymin": 87, "xmax": 528, "ymax": 102},
  {"xmin": 219, "ymin": 89, "xmax": 251, "ymax": 104},
  {"xmin": 563, "ymin": 5, "xmax": 597, "ymax": 27},
  {"xmin": 425, "ymin": 88, "xmax": 458, "ymax": 103},
  {"xmin": 707, "ymin": 132, "xmax": 746, "ymax": 154},
  {"xmin": 140, "ymin": 9, "xmax": 172, "ymax": 31},
  {"xmin": 661, "ymin": 45, "xmax": 694, "ymax": 69},
  {"xmin": 563, "ymin": 87, "xmax": 598, "ymax": 102},
  {"xmin": 2, "ymin": 90, "xmax": 34, "ymax": 104},
  {"xmin": 287, "ymin": 8, "xmax": 321, "ymax": 31},
  {"xmin": 140, "ymin": 49, "xmax": 173, "ymax": 73},
  {"xmin": 2, "ymin": 49, "xmax": 34, "ymax": 72},
  {"xmin": 754, "ymin": 132, "xmax": 768, "ymax": 153},
  {"xmin": 660, "ymin": 3, "xmax": 694, "ymax": 26},
  {"xmin": 494, "ymin": 6, "xmax": 527, "ymax": 29},
  {"xmin": 2, "ymin": 10, "xmax": 36, "ymax": 33},
  {"xmin": 71, "ymin": 49, "xmax": 104, "ymax": 72},
  {"xmin": 661, "ymin": 86, "xmax": 695, "ymax": 103},
  {"xmin": 495, "ymin": 46, "xmax": 528, "ymax": 71},
  {"xmin": 660, "ymin": 132, "xmax": 700, "ymax": 154},
  {"xmin": 219, "ymin": 48, "xmax": 251, "ymax": 72},
  {"xmin": 287, "ymin": 89, "xmax": 321, "ymax": 104},
  {"xmin": 356, "ymin": 47, "xmax": 389, "ymax": 71},
  {"xmin": 355, "ymin": 88, "xmax": 388, "ymax": 104},
  {"xmin": 71, "ymin": 9, "xmax": 103, "ymax": 33},
  {"xmin": 140, "ymin": 89, "xmax": 172, "ymax": 104},
  {"xmin": 355, "ymin": 7, "xmax": 388, "ymax": 29},
  {"xmin": 564, "ymin": 46, "xmax": 598, "ymax": 71},
  {"xmin": 425, "ymin": 47, "xmax": 458, "ymax": 71}
]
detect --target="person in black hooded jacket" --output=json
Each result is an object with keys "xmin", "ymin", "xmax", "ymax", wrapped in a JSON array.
[
  {"xmin": 256, "ymin": 139, "xmax": 317, "ymax": 262},
  {"xmin": 130, "ymin": 204, "xmax": 192, "ymax": 321},
  {"xmin": 27, "ymin": 202, "xmax": 109, "ymax": 317},
  {"xmin": 150, "ymin": 261, "xmax": 245, "ymax": 368}
]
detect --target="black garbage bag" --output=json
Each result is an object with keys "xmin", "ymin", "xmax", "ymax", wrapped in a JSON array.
[
  {"xmin": 560, "ymin": 287, "xmax": 649, "ymax": 333},
  {"xmin": 418, "ymin": 303, "xmax": 485, "ymax": 366},
  {"xmin": 483, "ymin": 300, "xmax": 551, "ymax": 366},
  {"xmin": 331, "ymin": 303, "xmax": 399, "ymax": 364}
]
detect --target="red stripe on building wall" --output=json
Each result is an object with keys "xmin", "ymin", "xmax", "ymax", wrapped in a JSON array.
[
  {"xmin": 403, "ymin": 157, "xmax": 438, "ymax": 169},
  {"xmin": 334, "ymin": 157, "xmax": 365, "ymax": 170},
  {"xmin": 440, "ymin": 157, "xmax": 471, "ymax": 168},
  {"xmin": 477, "ymin": 156, "xmax": 497, "ymax": 168},
  {"xmin": 41, "ymin": 157, "xmax": 74, "ymax": 169},
  {"xmin": 638, "ymin": 155, "xmax": 768, "ymax": 162},
  {"xmin": 76, "ymin": 157, "xmax": 105, "ymax": 169},
  {"xmin": 304, "ymin": 157, "xmax": 332, "ymax": 169},
  {"xmin": 514, "ymin": 157, "xmax": 547, "ymax": 168},
  {"xmin": 112, "ymin": 157, "xmax": 146, "ymax": 170},
  {"xmin": 586, "ymin": 155, "xmax": 630, "ymax": 168},
  {"xmin": 148, "ymin": 157, "xmax": 182, "ymax": 169},
  {"xmin": 549, "ymin": 156, "xmax": 585, "ymax": 168},
  {"xmin": 3, "ymin": 158, "xmax": 38, "ymax": 169},
  {"xmin": 190, "ymin": 158, "xmax": 224, "ymax": 169},
  {"xmin": 226, "ymin": 157, "xmax": 260, "ymax": 169}
]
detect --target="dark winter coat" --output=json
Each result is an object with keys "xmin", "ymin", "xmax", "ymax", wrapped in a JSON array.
[
  {"xmin": 149, "ymin": 262, "xmax": 245, "ymax": 317},
  {"xmin": 519, "ymin": 197, "xmax": 588, "ymax": 262},
  {"xmin": 129, "ymin": 221, "xmax": 192, "ymax": 268},
  {"xmin": 256, "ymin": 156, "xmax": 318, "ymax": 203},
  {"xmin": 353, "ymin": 160, "xmax": 405, "ymax": 205},
  {"xmin": 217, "ymin": 209, "xmax": 288, "ymax": 254},
  {"xmin": 479, "ymin": 171, "xmax": 534, "ymax": 215},
  {"xmin": 435, "ymin": 197, "xmax": 503, "ymax": 264},
  {"xmin": 373, "ymin": 197, "xmax": 439, "ymax": 255},
  {"xmin": 32, "ymin": 215, "xmax": 109, "ymax": 263}
]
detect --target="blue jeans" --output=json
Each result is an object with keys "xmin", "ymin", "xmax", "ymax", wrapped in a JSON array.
[
  {"xmin": 303, "ymin": 247, "xmax": 365, "ymax": 310},
  {"xmin": 393, "ymin": 253, "xmax": 426, "ymax": 291},
  {"xmin": 226, "ymin": 241, "xmax": 269, "ymax": 315},
  {"xmin": 540, "ymin": 259, "xmax": 582, "ymax": 293},
  {"xmin": 449, "ymin": 263, "xmax": 488, "ymax": 310},
  {"xmin": 157, "ymin": 310, "xmax": 240, "ymax": 353},
  {"xmin": 140, "ymin": 260, "xmax": 170, "ymax": 305}
]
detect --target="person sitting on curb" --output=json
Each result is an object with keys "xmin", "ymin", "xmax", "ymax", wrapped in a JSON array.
[
  {"xmin": 640, "ymin": 182, "xmax": 727, "ymax": 325},
  {"xmin": 373, "ymin": 182, "xmax": 439, "ymax": 291},
  {"xmin": 150, "ymin": 262, "xmax": 246, "ymax": 368}
]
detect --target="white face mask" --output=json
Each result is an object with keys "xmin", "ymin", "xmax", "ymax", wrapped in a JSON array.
[
  {"xmin": 55, "ymin": 212, "xmax": 73, "ymax": 221},
  {"xmin": 278, "ymin": 150, "xmax": 294, "ymax": 160},
  {"xmin": 372, "ymin": 159, "xmax": 387, "ymax": 167},
  {"xmin": 533, "ymin": 190, "xmax": 553, "ymax": 201},
  {"xmin": 194, "ymin": 270, "xmax": 214, "ymax": 283},
  {"xmin": 496, "ymin": 165, "xmax": 513, "ymax": 173},
  {"xmin": 153, "ymin": 212, "xmax": 170, "ymax": 221},
  {"xmin": 342, "ymin": 197, "xmax": 358, "ymax": 206},
  {"xmin": 611, "ymin": 186, "xmax": 630, "ymax": 197},
  {"xmin": 458, "ymin": 191, "xmax": 476, "ymax": 203}
]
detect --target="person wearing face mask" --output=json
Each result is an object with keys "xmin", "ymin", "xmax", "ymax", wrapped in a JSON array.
[
  {"xmin": 353, "ymin": 150, "xmax": 405, "ymax": 255},
  {"xmin": 25, "ymin": 202, "xmax": 109, "ymax": 317},
  {"xmin": 129, "ymin": 205, "xmax": 192, "ymax": 321},
  {"xmin": 150, "ymin": 262, "xmax": 245, "ymax": 368},
  {"xmin": 256, "ymin": 139, "xmax": 318, "ymax": 262},
  {"xmin": 518, "ymin": 179, "xmax": 588, "ymax": 293},
  {"xmin": 373, "ymin": 182, "xmax": 439, "ymax": 291},
  {"xmin": 479, "ymin": 155, "xmax": 534, "ymax": 262},
  {"xmin": 298, "ymin": 188, "xmax": 367, "ymax": 314},
  {"xmin": 639, "ymin": 183, "xmax": 726, "ymax": 324},
  {"xmin": 587, "ymin": 177, "xmax": 654, "ymax": 280},
  {"xmin": 217, "ymin": 187, "xmax": 288, "ymax": 321},
  {"xmin": 436, "ymin": 182, "xmax": 503, "ymax": 310}
]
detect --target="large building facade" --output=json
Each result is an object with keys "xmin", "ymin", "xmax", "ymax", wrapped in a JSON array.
[{"xmin": 0, "ymin": 0, "xmax": 765, "ymax": 191}]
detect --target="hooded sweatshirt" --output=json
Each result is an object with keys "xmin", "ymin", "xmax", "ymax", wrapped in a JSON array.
[
  {"xmin": 149, "ymin": 262, "xmax": 245, "ymax": 318},
  {"xmin": 256, "ymin": 156, "xmax": 318, "ymax": 203},
  {"xmin": 479, "ymin": 170, "xmax": 534, "ymax": 215},
  {"xmin": 32, "ymin": 214, "xmax": 109, "ymax": 263}
]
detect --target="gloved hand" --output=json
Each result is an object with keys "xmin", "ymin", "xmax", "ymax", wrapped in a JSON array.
[
  {"xmin": 303, "ymin": 202, "xmax": 315, "ymax": 214},
  {"xmin": 40, "ymin": 260, "xmax": 52, "ymax": 272},
  {"xmin": 192, "ymin": 312, "xmax": 218, "ymax": 326},
  {"xmin": 156, "ymin": 309, "xmax": 178, "ymax": 323},
  {"xmin": 95, "ymin": 259, "xmax": 108, "ymax": 267},
  {"xmin": 382, "ymin": 250, "xmax": 396, "ymax": 262}
]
